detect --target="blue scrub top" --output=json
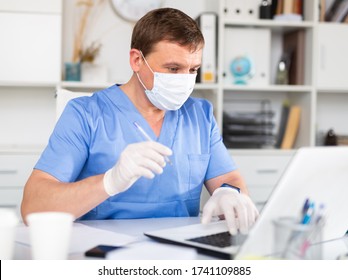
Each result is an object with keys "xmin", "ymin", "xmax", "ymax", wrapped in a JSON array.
[{"xmin": 35, "ymin": 85, "xmax": 237, "ymax": 220}]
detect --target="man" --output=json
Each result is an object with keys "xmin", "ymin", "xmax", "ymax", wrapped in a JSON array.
[{"xmin": 21, "ymin": 8, "xmax": 258, "ymax": 235}]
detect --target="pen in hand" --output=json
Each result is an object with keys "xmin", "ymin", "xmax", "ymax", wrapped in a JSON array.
[{"xmin": 133, "ymin": 121, "xmax": 173, "ymax": 165}]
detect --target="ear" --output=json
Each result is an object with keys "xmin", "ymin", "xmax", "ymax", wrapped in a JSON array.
[{"xmin": 129, "ymin": 49, "xmax": 142, "ymax": 72}]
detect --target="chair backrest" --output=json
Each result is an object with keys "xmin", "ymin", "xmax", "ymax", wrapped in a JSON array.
[{"xmin": 55, "ymin": 88, "xmax": 92, "ymax": 121}]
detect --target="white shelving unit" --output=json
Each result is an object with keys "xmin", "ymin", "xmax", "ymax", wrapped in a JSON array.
[{"xmin": 198, "ymin": 0, "xmax": 348, "ymax": 206}]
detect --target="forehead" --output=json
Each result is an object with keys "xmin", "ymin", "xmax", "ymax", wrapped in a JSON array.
[{"xmin": 148, "ymin": 41, "xmax": 203, "ymax": 65}]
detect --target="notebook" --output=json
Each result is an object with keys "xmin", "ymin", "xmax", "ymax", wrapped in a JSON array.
[{"xmin": 144, "ymin": 146, "xmax": 348, "ymax": 259}]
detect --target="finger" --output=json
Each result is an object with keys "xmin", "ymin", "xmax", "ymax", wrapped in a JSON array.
[
  {"xmin": 201, "ymin": 201, "xmax": 216, "ymax": 225},
  {"xmin": 123, "ymin": 164, "xmax": 155, "ymax": 179},
  {"xmin": 244, "ymin": 197, "xmax": 259, "ymax": 227},
  {"xmin": 137, "ymin": 145, "xmax": 169, "ymax": 168},
  {"xmin": 143, "ymin": 141, "xmax": 173, "ymax": 156},
  {"xmin": 137, "ymin": 156, "xmax": 165, "ymax": 175},
  {"xmin": 221, "ymin": 203, "xmax": 238, "ymax": 235},
  {"xmin": 232, "ymin": 198, "xmax": 249, "ymax": 235},
  {"xmin": 127, "ymin": 148, "xmax": 167, "ymax": 170}
]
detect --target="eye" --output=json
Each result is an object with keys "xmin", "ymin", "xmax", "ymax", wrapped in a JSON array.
[
  {"xmin": 167, "ymin": 67, "xmax": 179, "ymax": 73},
  {"xmin": 190, "ymin": 68, "xmax": 199, "ymax": 74}
]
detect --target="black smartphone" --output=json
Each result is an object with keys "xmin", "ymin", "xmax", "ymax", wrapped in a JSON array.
[{"xmin": 85, "ymin": 245, "xmax": 123, "ymax": 258}]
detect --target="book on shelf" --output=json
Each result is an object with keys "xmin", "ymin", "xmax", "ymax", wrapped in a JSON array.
[
  {"xmin": 331, "ymin": 0, "xmax": 348, "ymax": 22},
  {"xmin": 273, "ymin": 0, "xmax": 303, "ymax": 21},
  {"xmin": 344, "ymin": 11, "xmax": 348, "ymax": 23},
  {"xmin": 275, "ymin": 101, "xmax": 290, "ymax": 148},
  {"xmin": 320, "ymin": 0, "xmax": 326, "ymax": 22},
  {"xmin": 283, "ymin": 29, "xmax": 305, "ymax": 85},
  {"xmin": 325, "ymin": 0, "xmax": 348, "ymax": 22},
  {"xmin": 280, "ymin": 105, "xmax": 301, "ymax": 149}
]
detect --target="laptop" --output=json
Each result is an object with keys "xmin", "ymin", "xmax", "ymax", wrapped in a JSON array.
[{"xmin": 144, "ymin": 146, "xmax": 348, "ymax": 259}]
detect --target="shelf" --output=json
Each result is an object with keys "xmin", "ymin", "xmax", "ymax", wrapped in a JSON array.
[
  {"xmin": 229, "ymin": 149, "xmax": 296, "ymax": 156},
  {"xmin": 59, "ymin": 81, "xmax": 116, "ymax": 90},
  {"xmin": 317, "ymin": 87, "xmax": 348, "ymax": 94},
  {"xmin": 195, "ymin": 83, "xmax": 219, "ymax": 90},
  {"xmin": 223, "ymin": 19, "xmax": 314, "ymax": 31},
  {"xmin": 0, "ymin": 145, "xmax": 44, "ymax": 154},
  {"xmin": 0, "ymin": 81, "xmax": 57, "ymax": 88},
  {"xmin": 222, "ymin": 85, "xmax": 313, "ymax": 93}
]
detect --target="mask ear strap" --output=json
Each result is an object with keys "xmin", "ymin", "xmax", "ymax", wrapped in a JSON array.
[
  {"xmin": 139, "ymin": 50, "xmax": 154, "ymax": 74},
  {"xmin": 136, "ymin": 72, "xmax": 148, "ymax": 91}
]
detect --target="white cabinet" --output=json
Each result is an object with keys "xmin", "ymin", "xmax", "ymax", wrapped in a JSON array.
[
  {"xmin": 0, "ymin": 0, "xmax": 62, "ymax": 83},
  {"xmin": 317, "ymin": 24, "xmax": 348, "ymax": 88},
  {"xmin": 0, "ymin": 0, "xmax": 61, "ymax": 207},
  {"xmin": 0, "ymin": 150, "xmax": 41, "ymax": 208},
  {"xmin": 231, "ymin": 150, "xmax": 294, "ymax": 209}
]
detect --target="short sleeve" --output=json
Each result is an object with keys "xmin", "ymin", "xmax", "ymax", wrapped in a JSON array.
[{"xmin": 34, "ymin": 99, "xmax": 90, "ymax": 182}]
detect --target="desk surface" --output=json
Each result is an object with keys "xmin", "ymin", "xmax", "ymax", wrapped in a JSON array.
[
  {"xmin": 14, "ymin": 217, "xmax": 214, "ymax": 260},
  {"xmin": 14, "ymin": 217, "xmax": 348, "ymax": 260}
]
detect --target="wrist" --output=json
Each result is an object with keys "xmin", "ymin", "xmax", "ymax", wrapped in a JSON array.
[
  {"xmin": 219, "ymin": 183, "xmax": 241, "ymax": 194},
  {"xmin": 103, "ymin": 168, "xmax": 119, "ymax": 196}
]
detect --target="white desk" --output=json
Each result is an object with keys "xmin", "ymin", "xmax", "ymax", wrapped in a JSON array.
[{"xmin": 13, "ymin": 217, "xmax": 348, "ymax": 260}]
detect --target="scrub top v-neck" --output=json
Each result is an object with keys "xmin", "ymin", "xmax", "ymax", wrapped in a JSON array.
[{"xmin": 35, "ymin": 85, "xmax": 237, "ymax": 220}]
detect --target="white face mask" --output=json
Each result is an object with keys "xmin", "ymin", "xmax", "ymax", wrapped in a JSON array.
[{"xmin": 136, "ymin": 51, "xmax": 197, "ymax": 111}]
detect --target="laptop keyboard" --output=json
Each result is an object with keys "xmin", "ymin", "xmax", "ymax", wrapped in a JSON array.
[{"xmin": 186, "ymin": 231, "xmax": 246, "ymax": 248}]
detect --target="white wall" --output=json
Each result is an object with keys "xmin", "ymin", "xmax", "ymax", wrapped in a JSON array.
[
  {"xmin": 0, "ymin": 88, "xmax": 56, "ymax": 147},
  {"xmin": 62, "ymin": 0, "xmax": 218, "ymax": 83}
]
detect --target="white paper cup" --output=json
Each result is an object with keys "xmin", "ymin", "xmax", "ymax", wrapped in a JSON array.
[
  {"xmin": 0, "ymin": 208, "xmax": 19, "ymax": 260},
  {"xmin": 26, "ymin": 212, "xmax": 74, "ymax": 260}
]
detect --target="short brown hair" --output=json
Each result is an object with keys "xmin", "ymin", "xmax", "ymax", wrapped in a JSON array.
[{"xmin": 131, "ymin": 8, "xmax": 204, "ymax": 57}]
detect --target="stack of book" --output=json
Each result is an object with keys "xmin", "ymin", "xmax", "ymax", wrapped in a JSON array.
[{"xmin": 222, "ymin": 100, "xmax": 276, "ymax": 149}]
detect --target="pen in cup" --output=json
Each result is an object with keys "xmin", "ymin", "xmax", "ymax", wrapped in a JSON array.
[
  {"xmin": 301, "ymin": 201, "xmax": 315, "ymax": 225},
  {"xmin": 133, "ymin": 121, "xmax": 172, "ymax": 165}
]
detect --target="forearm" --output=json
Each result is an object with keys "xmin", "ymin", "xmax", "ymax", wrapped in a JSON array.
[
  {"xmin": 205, "ymin": 170, "xmax": 249, "ymax": 195},
  {"xmin": 21, "ymin": 170, "xmax": 109, "ymax": 223}
]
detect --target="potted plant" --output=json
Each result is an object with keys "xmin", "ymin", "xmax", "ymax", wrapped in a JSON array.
[{"xmin": 65, "ymin": 0, "xmax": 107, "ymax": 82}]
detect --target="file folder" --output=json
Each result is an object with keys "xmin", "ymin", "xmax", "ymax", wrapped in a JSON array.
[{"xmin": 196, "ymin": 12, "xmax": 217, "ymax": 83}]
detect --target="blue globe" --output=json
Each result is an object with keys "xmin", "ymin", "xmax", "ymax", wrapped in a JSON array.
[{"xmin": 230, "ymin": 56, "xmax": 253, "ymax": 85}]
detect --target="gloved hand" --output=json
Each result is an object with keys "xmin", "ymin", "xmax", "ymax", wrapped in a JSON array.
[
  {"xmin": 103, "ymin": 141, "xmax": 172, "ymax": 196},
  {"xmin": 201, "ymin": 187, "xmax": 259, "ymax": 235}
]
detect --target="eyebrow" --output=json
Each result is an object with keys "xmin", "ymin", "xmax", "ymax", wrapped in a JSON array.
[{"xmin": 162, "ymin": 62, "xmax": 201, "ymax": 69}]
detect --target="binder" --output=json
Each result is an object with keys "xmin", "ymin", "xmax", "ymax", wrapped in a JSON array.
[
  {"xmin": 196, "ymin": 12, "xmax": 217, "ymax": 83},
  {"xmin": 325, "ymin": 0, "xmax": 343, "ymax": 21},
  {"xmin": 275, "ymin": 102, "xmax": 290, "ymax": 148},
  {"xmin": 283, "ymin": 0, "xmax": 293, "ymax": 14},
  {"xmin": 283, "ymin": 29, "xmax": 305, "ymax": 85},
  {"xmin": 281, "ymin": 105, "xmax": 301, "ymax": 149},
  {"xmin": 331, "ymin": 0, "xmax": 348, "ymax": 22}
]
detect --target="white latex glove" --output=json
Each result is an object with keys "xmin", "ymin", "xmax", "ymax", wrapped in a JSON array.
[
  {"xmin": 201, "ymin": 187, "xmax": 259, "ymax": 235},
  {"xmin": 103, "ymin": 141, "xmax": 172, "ymax": 196}
]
